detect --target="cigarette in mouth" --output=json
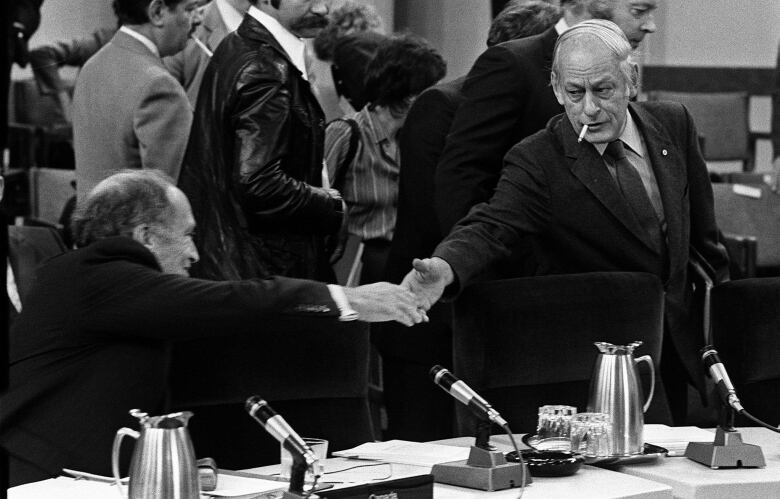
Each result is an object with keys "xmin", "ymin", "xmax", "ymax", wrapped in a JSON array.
[
  {"xmin": 577, "ymin": 124, "xmax": 588, "ymax": 143},
  {"xmin": 191, "ymin": 36, "xmax": 213, "ymax": 58}
]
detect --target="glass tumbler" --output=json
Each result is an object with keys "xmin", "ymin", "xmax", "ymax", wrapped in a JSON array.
[{"xmin": 570, "ymin": 412, "xmax": 612, "ymax": 458}]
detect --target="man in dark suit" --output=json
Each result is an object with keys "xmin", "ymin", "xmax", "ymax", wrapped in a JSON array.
[
  {"xmin": 404, "ymin": 20, "xmax": 729, "ymax": 425},
  {"xmin": 0, "ymin": 170, "xmax": 424, "ymax": 486},
  {"xmin": 180, "ymin": 0, "xmax": 343, "ymax": 282},
  {"xmin": 435, "ymin": 0, "xmax": 658, "ymax": 234},
  {"xmin": 377, "ymin": 1, "xmax": 560, "ymax": 441}
]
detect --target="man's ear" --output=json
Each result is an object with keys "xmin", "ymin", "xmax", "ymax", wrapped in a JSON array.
[
  {"xmin": 551, "ymin": 73, "xmax": 565, "ymax": 105},
  {"xmin": 148, "ymin": 0, "xmax": 166, "ymax": 27},
  {"xmin": 628, "ymin": 62, "xmax": 639, "ymax": 99},
  {"xmin": 132, "ymin": 225, "xmax": 154, "ymax": 247}
]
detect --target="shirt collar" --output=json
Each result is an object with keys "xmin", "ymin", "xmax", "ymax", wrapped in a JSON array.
[
  {"xmin": 364, "ymin": 107, "xmax": 392, "ymax": 144},
  {"xmin": 248, "ymin": 6, "xmax": 308, "ymax": 80},
  {"xmin": 593, "ymin": 110, "xmax": 644, "ymax": 157},
  {"xmin": 555, "ymin": 17, "xmax": 570, "ymax": 35},
  {"xmin": 119, "ymin": 26, "xmax": 159, "ymax": 58},
  {"xmin": 215, "ymin": 0, "xmax": 244, "ymax": 33}
]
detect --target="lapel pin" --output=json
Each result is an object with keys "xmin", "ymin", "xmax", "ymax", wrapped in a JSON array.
[{"xmin": 662, "ymin": 149, "xmax": 668, "ymax": 156}]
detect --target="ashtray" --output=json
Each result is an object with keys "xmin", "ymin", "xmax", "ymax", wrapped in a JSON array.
[
  {"xmin": 521, "ymin": 434, "xmax": 668, "ymax": 468},
  {"xmin": 505, "ymin": 449, "xmax": 584, "ymax": 477}
]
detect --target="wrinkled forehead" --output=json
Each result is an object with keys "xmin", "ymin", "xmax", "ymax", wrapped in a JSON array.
[{"xmin": 557, "ymin": 40, "xmax": 622, "ymax": 82}]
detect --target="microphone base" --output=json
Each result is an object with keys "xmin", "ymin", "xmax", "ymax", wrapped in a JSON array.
[
  {"xmin": 684, "ymin": 427, "xmax": 766, "ymax": 468},
  {"xmin": 282, "ymin": 493, "xmax": 309, "ymax": 499},
  {"xmin": 431, "ymin": 445, "xmax": 530, "ymax": 491}
]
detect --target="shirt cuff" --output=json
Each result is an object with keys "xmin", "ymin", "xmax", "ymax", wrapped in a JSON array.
[{"xmin": 327, "ymin": 284, "xmax": 359, "ymax": 321}]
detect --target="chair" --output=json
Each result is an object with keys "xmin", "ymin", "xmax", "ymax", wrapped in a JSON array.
[
  {"xmin": 721, "ymin": 233, "xmax": 757, "ymax": 279},
  {"xmin": 451, "ymin": 272, "xmax": 671, "ymax": 436},
  {"xmin": 7, "ymin": 225, "xmax": 68, "ymax": 305},
  {"xmin": 169, "ymin": 320, "xmax": 374, "ymax": 469},
  {"xmin": 711, "ymin": 278, "xmax": 780, "ymax": 427},
  {"xmin": 647, "ymin": 91, "xmax": 761, "ymax": 172},
  {"xmin": 712, "ymin": 183, "xmax": 780, "ymax": 276}
]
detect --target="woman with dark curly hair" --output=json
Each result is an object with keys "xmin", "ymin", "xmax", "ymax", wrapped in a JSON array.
[{"xmin": 325, "ymin": 33, "xmax": 446, "ymax": 285}]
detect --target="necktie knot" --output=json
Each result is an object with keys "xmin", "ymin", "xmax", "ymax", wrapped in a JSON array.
[{"xmin": 605, "ymin": 140, "xmax": 627, "ymax": 162}]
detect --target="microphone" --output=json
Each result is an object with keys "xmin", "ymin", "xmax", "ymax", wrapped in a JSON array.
[
  {"xmin": 701, "ymin": 347, "xmax": 744, "ymax": 413},
  {"xmin": 430, "ymin": 365, "xmax": 507, "ymax": 427},
  {"xmin": 245, "ymin": 396, "xmax": 318, "ymax": 468}
]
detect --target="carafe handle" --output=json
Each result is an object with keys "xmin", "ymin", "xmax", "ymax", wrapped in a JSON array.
[
  {"xmin": 634, "ymin": 355, "xmax": 655, "ymax": 413},
  {"xmin": 112, "ymin": 427, "xmax": 139, "ymax": 498}
]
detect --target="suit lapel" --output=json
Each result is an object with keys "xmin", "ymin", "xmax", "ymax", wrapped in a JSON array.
[
  {"xmin": 629, "ymin": 103, "xmax": 686, "ymax": 273},
  {"xmin": 559, "ymin": 115, "xmax": 660, "ymax": 253}
]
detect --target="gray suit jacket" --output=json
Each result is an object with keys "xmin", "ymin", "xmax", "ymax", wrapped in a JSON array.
[
  {"xmin": 164, "ymin": 1, "xmax": 230, "ymax": 105},
  {"xmin": 73, "ymin": 30, "xmax": 191, "ymax": 200}
]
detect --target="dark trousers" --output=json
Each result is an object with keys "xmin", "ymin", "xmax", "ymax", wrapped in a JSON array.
[
  {"xmin": 661, "ymin": 334, "xmax": 691, "ymax": 425},
  {"xmin": 359, "ymin": 239, "xmax": 391, "ymax": 285}
]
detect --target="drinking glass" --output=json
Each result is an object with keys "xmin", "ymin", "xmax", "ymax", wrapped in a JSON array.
[
  {"xmin": 570, "ymin": 412, "xmax": 612, "ymax": 457},
  {"xmin": 537, "ymin": 405, "xmax": 577, "ymax": 439},
  {"xmin": 279, "ymin": 438, "xmax": 328, "ymax": 481}
]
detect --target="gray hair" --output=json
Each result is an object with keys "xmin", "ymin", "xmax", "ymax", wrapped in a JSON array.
[
  {"xmin": 551, "ymin": 19, "xmax": 636, "ymax": 92},
  {"xmin": 72, "ymin": 169, "xmax": 176, "ymax": 248},
  {"xmin": 560, "ymin": 0, "xmax": 616, "ymax": 19}
]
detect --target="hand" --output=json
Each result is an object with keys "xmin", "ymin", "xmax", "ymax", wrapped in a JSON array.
[
  {"xmin": 343, "ymin": 282, "xmax": 429, "ymax": 327},
  {"xmin": 400, "ymin": 257, "xmax": 454, "ymax": 310}
]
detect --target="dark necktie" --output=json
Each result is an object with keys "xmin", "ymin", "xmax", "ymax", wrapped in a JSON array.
[{"xmin": 604, "ymin": 140, "xmax": 664, "ymax": 254}]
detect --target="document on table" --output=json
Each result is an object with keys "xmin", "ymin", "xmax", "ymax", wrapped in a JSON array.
[
  {"xmin": 333, "ymin": 439, "xmax": 471, "ymax": 466},
  {"xmin": 644, "ymin": 424, "xmax": 714, "ymax": 456}
]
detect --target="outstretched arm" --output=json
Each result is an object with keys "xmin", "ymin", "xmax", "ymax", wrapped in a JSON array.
[{"xmin": 343, "ymin": 282, "xmax": 428, "ymax": 327}]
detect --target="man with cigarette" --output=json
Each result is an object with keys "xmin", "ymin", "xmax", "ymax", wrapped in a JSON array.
[
  {"xmin": 404, "ymin": 20, "xmax": 729, "ymax": 425},
  {"xmin": 165, "ymin": 0, "xmax": 251, "ymax": 104},
  {"xmin": 73, "ymin": 0, "xmax": 201, "ymax": 200},
  {"xmin": 435, "ymin": 0, "xmax": 658, "ymax": 235}
]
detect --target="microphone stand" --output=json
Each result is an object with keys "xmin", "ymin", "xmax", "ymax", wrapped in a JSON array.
[
  {"xmin": 685, "ymin": 404, "xmax": 766, "ymax": 468},
  {"xmin": 282, "ymin": 454, "xmax": 309, "ymax": 499},
  {"xmin": 431, "ymin": 417, "xmax": 531, "ymax": 491}
]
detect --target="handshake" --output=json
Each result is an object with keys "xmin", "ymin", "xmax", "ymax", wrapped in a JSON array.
[{"xmin": 347, "ymin": 257, "xmax": 454, "ymax": 327}]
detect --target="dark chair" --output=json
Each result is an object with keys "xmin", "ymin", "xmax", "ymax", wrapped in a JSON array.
[
  {"xmin": 7, "ymin": 225, "xmax": 68, "ymax": 306},
  {"xmin": 169, "ymin": 320, "xmax": 374, "ymax": 469},
  {"xmin": 712, "ymin": 183, "xmax": 780, "ymax": 276},
  {"xmin": 647, "ymin": 91, "xmax": 765, "ymax": 172},
  {"xmin": 721, "ymin": 233, "xmax": 757, "ymax": 279},
  {"xmin": 711, "ymin": 278, "xmax": 780, "ymax": 427},
  {"xmin": 451, "ymin": 272, "xmax": 670, "ymax": 436}
]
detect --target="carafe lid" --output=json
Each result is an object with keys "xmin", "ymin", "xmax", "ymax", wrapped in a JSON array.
[
  {"xmin": 594, "ymin": 341, "xmax": 643, "ymax": 354},
  {"xmin": 130, "ymin": 408, "xmax": 193, "ymax": 429}
]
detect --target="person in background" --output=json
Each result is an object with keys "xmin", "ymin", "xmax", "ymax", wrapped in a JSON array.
[
  {"xmin": 404, "ymin": 19, "xmax": 729, "ymax": 427},
  {"xmin": 435, "ymin": 0, "xmax": 658, "ymax": 235},
  {"xmin": 180, "ymin": 0, "xmax": 342, "ymax": 282},
  {"xmin": 377, "ymin": 0, "xmax": 561, "ymax": 442},
  {"xmin": 72, "ymin": 0, "xmax": 202, "ymax": 200},
  {"xmin": 0, "ymin": 169, "xmax": 426, "ymax": 487},
  {"xmin": 310, "ymin": 0, "xmax": 385, "ymax": 121},
  {"xmin": 329, "ymin": 30, "xmax": 386, "ymax": 118},
  {"xmin": 324, "ymin": 33, "xmax": 446, "ymax": 285},
  {"xmin": 164, "ymin": 0, "xmax": 251, "ymax": 105}
]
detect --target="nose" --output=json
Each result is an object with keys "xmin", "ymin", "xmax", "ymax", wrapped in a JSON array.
[
  {"xmin": 583, "ymin": 91, "xmax": 600, "ymax": 118},
  {"xmin": 641, "ymin": 13, "xmax": 657, "ymax": 33},
  {"xmin": 311, "ymin": 0, "xmax": 329, "ymax": 16},
  {"xmin": 188, "ymin": 239, "xmax": 200, "ymax": 265},
  {"xmin": 191, "ymin": 6, "xmax": 204, "ymax": 27}
]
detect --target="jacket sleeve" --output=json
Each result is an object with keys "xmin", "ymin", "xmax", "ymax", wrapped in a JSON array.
[
  {"xmin": 133, "ymin": 72, "xmax": 192, "ymax": 182},
  {"xmin": 231, "ymin": 60, "xmax": 342, "ymax": 234},
  {"xmin": 683, "ymin": 105, "xmax": 730, "ymax": 283},
  {"xmin": 78, "ymin": 261, "xmax": 339, "ymax": 341},
  {"xmin": 435, "ymin": 45, "xmax": 531, "ymax": 234}
]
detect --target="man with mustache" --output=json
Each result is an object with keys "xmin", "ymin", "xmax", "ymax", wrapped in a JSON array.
[{"xmin": 179, "ymin": 0, "xmax": 340, "ymax": 282}]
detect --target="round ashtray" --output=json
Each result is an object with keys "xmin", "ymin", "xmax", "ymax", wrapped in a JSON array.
[{"xmin": 506, "ymin": 449, "xmax": 585, "ymax": 477}]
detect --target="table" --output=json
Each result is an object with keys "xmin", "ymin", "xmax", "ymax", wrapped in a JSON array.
[
  {"xmin": 618, "ymin": 427, "xmax": 780, "ymax": 499},
  {"xmin": 245, "ymin": 436, "xmax": 672, "ymax": 499}
]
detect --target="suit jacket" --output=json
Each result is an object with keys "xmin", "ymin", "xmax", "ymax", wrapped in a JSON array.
[
  {"xmin": 164, "ymin": 1, "xmax": 229, "ymax": 105},
  {"xmin": 435, "ymin": 26, "xmax": 562, "ymax": 233},
  {"xmin": 0, "ymin": 236, "xmax": 338, "ymax": 486},
  {"xmin": 179, "ymin": 15, "xmax": 341, "ymax": 281},
  {"xmin": 434, "ymin": 101, "xmax": 730, "ymax": 390},
  {"xmin": 73, "ymin": 30, "xmax": 191, "ymax": 200},
  {"xmin": 7, "ymin": 225, "xmax": 66, "ymax": 306},
  {"xmin": 376, "ymin": 79, "xmax": 464, "ymax": 363}
]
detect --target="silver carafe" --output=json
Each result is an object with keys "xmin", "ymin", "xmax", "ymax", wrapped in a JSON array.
[
  {"xmin": 587, "ymin": 341, "xmax": 655, "ymax": 456},
  {"xmin": 112, "ymin": 409, "xmax": 199, "ymax": 499}
]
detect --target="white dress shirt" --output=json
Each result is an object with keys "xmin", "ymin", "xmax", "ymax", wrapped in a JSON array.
[{"xmin": 247, "ymin": 6, "xmax": 308, "ymax": 80}]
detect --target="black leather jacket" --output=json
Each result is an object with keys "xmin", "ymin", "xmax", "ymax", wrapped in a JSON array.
[{"xmin": 180, "ymin": 15, "xmax": 342, "ymax": 281}]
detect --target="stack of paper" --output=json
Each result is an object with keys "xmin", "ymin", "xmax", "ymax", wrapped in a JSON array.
[
  {"xmin": 644, "ymin": 424, "xmax": 714, "ymax": 456},
  {"xmin": 333, "ymin": 440, "xmax": 470, "ymax": 467}
]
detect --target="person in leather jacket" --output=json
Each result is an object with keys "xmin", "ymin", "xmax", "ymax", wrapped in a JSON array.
[{"xmin": 179, "ymin": 0, "xmax": 342, "ymax": 282}]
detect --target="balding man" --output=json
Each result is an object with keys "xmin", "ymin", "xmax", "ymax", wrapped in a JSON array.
[
  {"xmin": 0, "ymin": 170, "xmax": 424, "ymax": 486},
  {"xmin": 436, "ymin": 0, "xmax": 658, "ymax": 234},
  {"xmin": 404, "ymin": 20, "xmax": 729, "ymax": 425}
]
